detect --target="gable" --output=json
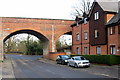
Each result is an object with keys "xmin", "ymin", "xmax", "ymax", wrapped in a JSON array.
[{"xmin": 89, "ymin": 2, "xmax": 104, "ymax": 19}]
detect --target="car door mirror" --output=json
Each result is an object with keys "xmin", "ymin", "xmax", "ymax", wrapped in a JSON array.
[{"xmin": 72, "ymin": 58, "xmax": 74, "ymax": 60}]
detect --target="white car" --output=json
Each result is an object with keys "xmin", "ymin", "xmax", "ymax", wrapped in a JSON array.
[{"xmin": 67, "ymin": 56, "xmax": 90, "ymax": 68}]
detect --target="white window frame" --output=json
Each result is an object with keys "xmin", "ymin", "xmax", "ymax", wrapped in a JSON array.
[
  {"xmin": 84, "ymin": 47, "xmax": 88, "ymax": 54},
  {"xmin": 110, "ymin": 27, "xmax": 113, "ymax": 34},
  {"xmin": 84, "ymin": 32, "xmax": 88, "ymax": 40},
  {"xmin": 110, "ymin": 46, "xmax": 116, "ymax": 54},
  {"xmin": 97, "ymin": 46, "xmax": 101, "ymax": 54},
  {"xmin": 96, "ymin": 12, "xmax": 99, "ymax": 20},
  {"xmin": 94, "ymin": 12, "xmax": 99, "ymax": 20},
  {"xmin": 84, "ymin": 18, "xmax": 87, "ymax": 24},
  {"xmin": 76, "ymin": 47, "xmax": 80, "ymax": 54},
  {"xmin": 76, "ymin": 21, "xmax": 79, "ymax": 26},
  {"xmin": 110, "ymin": 27, "xmax": 115, "ymax": 35},
  {"xmin": 76, "ymin": 33, "xmax": 80, "ymax": 41},
  {"xmin": 94, "ymin": 13, "xmax": 97, "ymax": 20},
  {"xmin": 95, "ymin": 30, "xmax": 98, "ymax": 38}
]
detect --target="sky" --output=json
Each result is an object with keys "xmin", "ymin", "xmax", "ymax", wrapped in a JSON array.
[
  {"xmin": 0, "ymin": 0, "xmax": 119, "ymax": 20},
  {"xmin": 0, "ymin": 0, "xmax": 79, "ymax": 20},
  {"xmin": 1, "ymin": 0, "xmax": 119, "ymax": 44},
  {"xmin": 1, "ymin": 0, "xmax": 80, "ymax": 44}
]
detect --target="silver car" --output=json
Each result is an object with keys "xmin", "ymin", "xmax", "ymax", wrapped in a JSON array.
[{"xmin": 67, "ymin": 56, "xmax": 90, "ymax": 68}]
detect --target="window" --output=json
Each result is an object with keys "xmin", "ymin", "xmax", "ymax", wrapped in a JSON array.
[
  {"xmin": 110, "ymin": 27, "xmax": 115, "ymax": 35},
  {"xmin": 95, "ymin": 29, "xmax": 99, "ymax": 38},
  {"xmin": 94, "ymin": 13, "xmax": 96, "ymax": 20},
  {"xmin": 76, "ymin": 21, "xmax": 79, "ymax": 26},
  {"xmin": 96, "ymin": 12, "xmax": 99, "ymax": 20},
  {"xmin": 84, "ymin": 47, "xmax": 88, "ymax": 54},
  {"xmin": 76, "ymin": 47, "xmax": 80, "ymax": 54},
  {"xmin": 110, "ymin": 45, "xmax": 116, "ymax": 54},
  {"xmin": 76, "ymin": 33, "xmax": 80, "ymax": 41},
  {"xmin": 94, "ymin": 12, "xmax": 99, "ymax": 20},
  {"xmin": 96, "ymin": 46, "xmax": 101, "ymax": 54},
  {"xmin": 84, "ymin": 18, "xmax": 87, "ymax": 24},
  {"xmin": 84, "ymin": 32, "xmax": 88, "ymax": 40}
]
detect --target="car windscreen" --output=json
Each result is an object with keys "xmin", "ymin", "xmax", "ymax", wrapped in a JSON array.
[
  {"xmin": 61, "ymin": 55, "xmax": 69, "ymax": 59},
  {"xmin": 74, "ymin": 57, "xmax": 85, "ymax": 60}
]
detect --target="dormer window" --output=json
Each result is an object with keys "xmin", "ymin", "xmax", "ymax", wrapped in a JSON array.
[
  {"xmin": 76, "ymin": 21, "xmax": 79, "ymax": 26},
  {"xmin": 94, "ymin": 12, "xmax": 99, "ymax": 20},
  {"xmin": 84, "ymin": 18, "xmax": 87, "ymax": 24}
]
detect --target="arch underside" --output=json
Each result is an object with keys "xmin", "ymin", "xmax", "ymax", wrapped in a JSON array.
[
  {"xmin": 64, "ymin": 31, "xmax": 72, "ymax": 35},
  {"xmin": 3, "ymin": 29, "xmax": 49, "ymax": 55}
]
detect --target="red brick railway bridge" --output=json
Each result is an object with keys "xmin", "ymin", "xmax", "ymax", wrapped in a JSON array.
[{"xmin": 0, "ymin": 17, "xmax": 74, "ymax": 60}]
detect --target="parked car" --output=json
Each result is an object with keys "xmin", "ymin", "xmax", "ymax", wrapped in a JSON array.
[
  {"xmin": 56, "ymin": 55, "xmax": 70, "ymax": 65},
  {"xmin": 67, "ymin": 56, "xmax": 90, "ymax": 68}
]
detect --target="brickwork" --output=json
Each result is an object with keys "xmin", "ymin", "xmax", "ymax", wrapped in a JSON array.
[
  {"xmin": 0, "ymin": 17, "xmax": 74, "ymax": 60},
  {"xmin": 108, "ymin": 25, "xmax": 120, "ymax": 55},
  {"xmin": 49, "ymin": 52, "xmax": 66, "ymax": 61},
  {"xmin": 71, "ymin": 1, "xmax": 119, "ymax": 55},
  {"xmin": 90, "ymin": 45, "xmax": 107, "ymax": 55},
  {"xmin": 72, "ymin": 21, "xmax": 90, "ymax": 55},
  {"xmin": 82, "ymin": 44, "xmax": 90, "ymax": 55}
]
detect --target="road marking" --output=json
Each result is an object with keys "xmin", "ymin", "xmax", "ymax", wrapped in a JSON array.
[{"xmin": 101, "ymin": 74, "xmax": 110, "ymax": 76}]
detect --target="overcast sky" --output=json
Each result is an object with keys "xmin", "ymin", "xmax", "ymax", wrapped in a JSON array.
[
  {"xmin": 0, "ymin": 0, "xmax": 119, "ymax": 19},
  {"xmin": 0, "ymin": 0, "xmax": 119, "ymax": 20},
  {"xmin": 0, "ymin": 0, "xmax": 79, "ymax": 20},
  {"xmin": 2, "ymin": 0, "xmax": 119, "ymax": 43}
]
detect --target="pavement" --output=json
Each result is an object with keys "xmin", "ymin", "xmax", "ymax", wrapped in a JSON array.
[
  {"xmin": 1, "ymin": 58, "xmax": 15, "ymax": 78},
  {"xmin": 0, "ymin": 56, "xmax": 119, "ymax": 79}
]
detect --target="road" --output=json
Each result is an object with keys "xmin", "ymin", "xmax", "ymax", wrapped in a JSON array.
[{"xmin": 5, "ymin": 54, "xmax": 109, "ymax": 78}]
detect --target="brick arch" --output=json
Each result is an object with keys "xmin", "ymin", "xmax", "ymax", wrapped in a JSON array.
[
  {"xmin": 3, "ymin": 29, "xmax": 49, "ymax": 42},
  {"xmin": 3, "ymin": 29, "xmax": 49, "ymax": 56},
  {"xmin": 55, "ymin": 31, "xmax": 72, "ymax": 41},
  {"xmin": 0, "ymin": 17, "xmax": 74, "ymax": 60}
]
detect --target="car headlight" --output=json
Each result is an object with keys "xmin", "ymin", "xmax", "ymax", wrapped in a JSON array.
[{"xmin": 65, "ymin": 60, "xmax": 68, "ymax": 62}]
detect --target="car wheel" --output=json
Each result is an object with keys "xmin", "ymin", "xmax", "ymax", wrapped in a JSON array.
[
  {"xmin": 56, "ymin": 61, "xmax": 59, "ymax": 64},
  {"xmin": 61, "ymin": 61, "xmax": 64, "ymax": 65},
  {"xmin": 87, "ymin": 65, "xmax": 90, "ymax": 68},
  {"xmin": 74, "ymin": 63, "xmax": 78, "ymax": 68}
]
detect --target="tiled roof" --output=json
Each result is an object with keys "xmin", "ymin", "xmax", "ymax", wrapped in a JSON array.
[{"xmin": 95, "ymin": 0, "xmax": 118, "ymax": 12}]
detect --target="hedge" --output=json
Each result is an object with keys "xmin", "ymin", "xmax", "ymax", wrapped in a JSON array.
[{"xmin": 70, "ymin": 54, "xmax": 120, "ymax": 65}]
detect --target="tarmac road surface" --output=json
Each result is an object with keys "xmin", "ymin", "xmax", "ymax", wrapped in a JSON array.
[{"xmin": 5, "ymin": 54, "xmax": 111, "ymax": 79}]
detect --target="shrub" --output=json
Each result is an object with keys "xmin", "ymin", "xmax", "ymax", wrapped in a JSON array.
[{"xmin": 70, "ymin": 54, "xmax": 120, "ymax": 65}]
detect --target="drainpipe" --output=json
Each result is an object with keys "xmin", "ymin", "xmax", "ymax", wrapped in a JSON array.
[{"xmin": 81, "ymin": 23, "xmax": 82, "ymax": 55}]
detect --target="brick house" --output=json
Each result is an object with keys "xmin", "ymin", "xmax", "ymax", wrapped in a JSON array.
[
  {"xmin": 71, "ymin": 0, "xmax": 119, "ymax": 55},
  {"xmin": 71, "ymin": 15, "xmax": 90, "ymax": 55},
  {"xmin": 106, "ymin": 7, "xmax": 120, "ymax": 55}
]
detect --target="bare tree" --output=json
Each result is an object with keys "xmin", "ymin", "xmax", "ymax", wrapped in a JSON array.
[
  {"xmin": 4, "ymin": 35, "xmax": 18, "ymax": 53},
  {"xmin": 72, "ymin": 0, "xmax": 93, "ymax": 17}
]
